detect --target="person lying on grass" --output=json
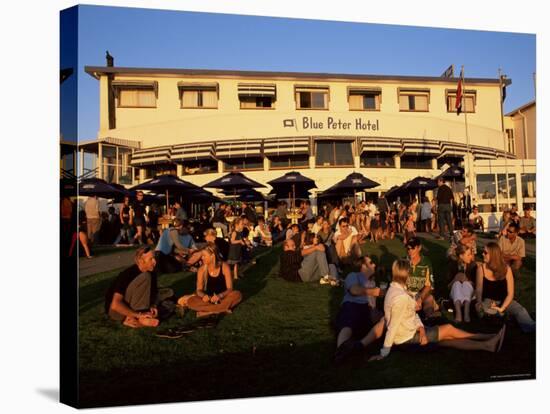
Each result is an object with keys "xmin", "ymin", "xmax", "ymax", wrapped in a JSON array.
[
  {"xmin": 105, "ymin": 246, "xmax": 165, "ymax": 328},
  {"xmin": 369, "ymin": 259, "xmax": 506, "ymax": 362},
  {"xmin": 334, "ymin": 256, "xmax": 386, "ymax": 363},
  {"xmin": 186, "ymin": 243, "xmax": 242, "ymax": 318}
]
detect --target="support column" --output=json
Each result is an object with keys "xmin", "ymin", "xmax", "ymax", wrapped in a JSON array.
[
  {"xmin": 98, "ymin": 143, "xmax": 103, "ymax": 179},
  {"xmin": 431, "ymin": 158, "xmax": 438, "ymax": 170},
  {"xmin": 218, "ymin": 159, "xmax": 225, "ymax": 174},
  {"xmin": 139, "ymin": 168, "xmax": 146, "ymax": 182},
  {"xmin": 176, "ymin": 164, "xmax": 183, "ymax": 177},
  {"xmin": 394, "ymin": 154, "xmax": 401, "ymax": 169},
  {"xmin": 354, "ymin": 155, "xmax": 361, "ymax": 169},
  {"xmin": 263, "ymin": 157, "xmax": 269, "ymax": 171},
  {"xmin": 309, "ymin": 155, "xmax": 316, "ymax": 170}
]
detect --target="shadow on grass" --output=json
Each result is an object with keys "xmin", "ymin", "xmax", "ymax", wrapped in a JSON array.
[{"xmin": 77, "ymin": 322, "xmax": 535, "ymax": 409}]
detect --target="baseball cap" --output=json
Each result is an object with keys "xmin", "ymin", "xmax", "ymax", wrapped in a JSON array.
[{"xmin": 405, "ymin": 237, "xmax": 421, "ymax": 249}]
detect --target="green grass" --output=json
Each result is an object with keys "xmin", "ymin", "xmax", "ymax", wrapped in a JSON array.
[{"xmin": 78, "ymin": 237, "xmax": 536, "ymax": 408}]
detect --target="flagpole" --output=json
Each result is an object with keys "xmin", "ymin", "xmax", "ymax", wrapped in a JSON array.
[
  {"xmin": 498, "ymin": 68, "xmax": 511, "ymax": 209},
  {"xmin": 460, "ymin": 66, "xmax": 474, "ymax": 196}
]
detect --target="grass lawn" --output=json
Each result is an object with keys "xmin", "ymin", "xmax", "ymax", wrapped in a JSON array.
[{"xmin": 78, "ymin": 236, "xmax": 536, "ymax": 408}]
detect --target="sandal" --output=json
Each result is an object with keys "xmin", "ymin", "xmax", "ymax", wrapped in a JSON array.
[{"xmin": 155, "ymin": 328, "xmax": 184, "ymax": 339}]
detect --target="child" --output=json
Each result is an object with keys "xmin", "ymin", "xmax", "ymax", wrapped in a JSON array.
[
  {"xmin": 370, "ymin": 213, "xmax": 382, "ymax": 242},
  {"xmin": 227, "ymin": 218, "xmax": 247, "ymax": 279},
  {"xmin": 404, "ymin": 213, "xmax": 416, "ymax": 245},
  {"xmin": 254, "ymin": 217, "xmax": 272, "ymax": 247}
]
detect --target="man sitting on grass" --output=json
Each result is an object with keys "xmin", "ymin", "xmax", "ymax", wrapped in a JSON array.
[
  {"xmin": 405, "ymin": 237, "xmax": 439, "ymax": 319},
  {"xmin": 155, "ymin": 219, "xmax": 197, "ymax": 274},
  {"xmin": 333, "ymin": 217, "xmax": 362, "ymax": 264},
  {"xmin": 334, "ymin": 256, "xmax": 386, "ymax": 363},
  {"xmin": 105, "ymin": 246, "xmax": 170, "ymax": 328},
  {"xmin": 519, "ymin": 207, "xmax": 536, "ymax": 238},
  {"xmin": 498, "ymin": 222, "xmax": 525, "ymax": 274}
]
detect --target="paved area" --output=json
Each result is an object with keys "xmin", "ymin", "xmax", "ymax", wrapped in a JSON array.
[{"xmin": 79, "ymin": 248, "xmax": 137, "ymax": 278}]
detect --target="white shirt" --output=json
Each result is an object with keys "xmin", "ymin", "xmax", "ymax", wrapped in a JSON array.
[
  {"xmin": 380, "ymin": 282, "xmax": 423, "ymax": 357},
  {"xmin": 367, "ymin": 203, "xmax": 378, "ymax": 218},
  {"xmin": 311, "ymin": 222, "xmax": 322, "ymax": 235},
  {"xmin": 333, "ymin": 226, "xmax": 359, "ymax": 254}
]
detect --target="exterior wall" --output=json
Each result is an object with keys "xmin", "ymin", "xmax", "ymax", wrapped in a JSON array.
[
  {"xmin": 506, "ymin": 103, "xmax": 536, "ymax": 159},
  {"xmin": 97, "ymin": 74, "xmax": 506, "ymax": 151}
]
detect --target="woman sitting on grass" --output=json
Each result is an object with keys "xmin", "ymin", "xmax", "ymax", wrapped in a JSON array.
[
  {"xmin": 187, "ymin": 243, "xmax": 242, "ymax": 318},
  {"xmin": 447, "ymin": 244, "xmax": 477, "ymax": 323},
  {"xmin": 369, "ymin": 259, "xmax": 505, "ymax": 362},
  {"xmin": 475, "ymin": 242, "xmax": 535, "ymax": 333}
]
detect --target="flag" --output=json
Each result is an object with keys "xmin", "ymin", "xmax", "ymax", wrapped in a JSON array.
[{"xmin": 455, "ymin": 68, "xmax": 464, "ymax": 116}]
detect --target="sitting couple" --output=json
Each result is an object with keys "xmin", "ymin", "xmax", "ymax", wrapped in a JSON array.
[
  {"xmin": 105, "ymin": 243, "xmax": 242, "ymax": 329},
  {"xmin": 279, "ymin": 232, "xmax": 339, "ymax": 285}
]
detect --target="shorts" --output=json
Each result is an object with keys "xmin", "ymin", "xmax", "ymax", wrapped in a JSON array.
[
  {"xmin": 404, "ymin": 325, "xmax": 439, "ymax": 345},
  {"xmin": 134, "ymin": 217, "xmax": 145, "ymax": 227},
  {"xmin": 335, "ymin": 302, "xmax": 384, "ymax": 338}
]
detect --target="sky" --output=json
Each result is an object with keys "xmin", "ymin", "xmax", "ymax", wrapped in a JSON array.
[{"xmin": 60, "ymin": 4, "xmax": 536, "ymax": 142}]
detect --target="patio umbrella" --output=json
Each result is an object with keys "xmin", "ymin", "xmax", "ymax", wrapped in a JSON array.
[
  {"xmin": 436, "ymin": 164, "xmax": 465, "ymax": 195},
  {"xmin": 131, "ymin": 174, "xmax": 202, "ymax": 214},
  {"xmin": 267, "ymin": 171, "xmax": 316, "ymax": 209},
  {"xmin": 204, "ymin": 171, "xmax": 266, "ymax": 191},
  {"xmin": 322, "ymin": 172, "xmax": 380, "ymax": 206},
  {"xmin": 78, "ymin": 178, "xmax": 127, "ymax": 199},
  {"xmin": 60, "ymin": 178, "xmax": 77, "ymax": 197},
  {"xmin": 436, "ymin": 165, "xmax": 464, "ymax": 181},
  {"xmin": 402, "ymin": 176, "xmax": 437, "ymax": 203}
]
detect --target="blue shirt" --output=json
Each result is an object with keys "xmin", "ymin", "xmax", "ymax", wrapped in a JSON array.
[
  {"xmin": 343, "ymin": 272, "xmax": 376, "ymax": 305},
  {"xmin": 155, "ymin": 228, "xmax": 196, "ymax": 255}
]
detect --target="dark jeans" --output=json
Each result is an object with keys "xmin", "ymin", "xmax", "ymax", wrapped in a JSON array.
[{"xmin": 438, "ymin": 204, "xmax": 453, "ymax": 237}]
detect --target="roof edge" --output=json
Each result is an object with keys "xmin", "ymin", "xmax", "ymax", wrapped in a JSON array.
[{"xmin": 84, "ymin": 66, "xmax": 504, "ymax": 84}]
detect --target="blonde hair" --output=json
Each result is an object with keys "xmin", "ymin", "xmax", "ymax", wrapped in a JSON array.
[{"xmin": 391, "ymin": 259, "xmax": 410, "ymax": 285}]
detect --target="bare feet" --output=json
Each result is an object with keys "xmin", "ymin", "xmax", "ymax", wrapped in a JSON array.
[
  {"xmin": 197, "ymin": 311, "xmax": 216, "ymax": 318},
  {"xmin": 138, "ymin": 315, "xmax": 160, "ymax": 327}
]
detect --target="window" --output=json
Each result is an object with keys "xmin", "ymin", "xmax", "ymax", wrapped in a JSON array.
[
  {"xmin": 178, "ymin": 83, "xmax": 218, "ymax": 108},
  {"xmin": 269, "ymin": 155, "xmax": 309, "ymax": 169},
  {"xmin": 348, "ymin": 89, "xmax": 381, "ymax": 111},
  {"xmin": 446, "ymin": 90, "xmax": 476, "ymax": 113},
  {"xmin": 497, "ymin": 173, "xmax": 517, "ymax": 200},
  {"xmin": 102, "ymin": 145, "xmax": 117, "ymax": 183},
  {"xmin": 144, "ymin": 165, "xmax": 177, "ymax": 180},
  {"xmin": 398, "ymin": 89, "xmax": 429, "ymax": 112},
  {"xmin": 240, "ymin": 96, "xmax": 274, "ymax": 109},
  {"xmin": 476, "ymin": 174, "xmax": 496, "ymax": 200},
  {"xmin": 521, "ymin": 173, "xmax": 536, "ymax": 198},
  {"xmin": 181, "ymin": 90, "xmax": 218, "ymax": 108},
  {"xmin": 315, "ymin": 141, "xmax": 354, "ymax": 167},
  {"xmin": 360, "ymin": 152, "xmax": 395, "ymax": 168},
  {"xmin": 400, "ymin": 155, "xmax": 433, "ymax": 169},
  {"xmin": 118, "ymin": 89, "xmax": 156, "ymax": 108},
  {"xmin": 506, "ymin": 129, "xmax": 516, "ymax": 154},
  {"xmin": 118, "ymin": 147, "xmax": 133, "ymax": 185},
  {"xmin": 223, "ymin": 157, "xmax": 263, "ymax": 172},
  {"xmin": 295, "ymin": 86, "xmax": 329, "ymax": 109},
  {"xmin": 181, "ymin": 160, "xmax": 218, "ymax": 175}
]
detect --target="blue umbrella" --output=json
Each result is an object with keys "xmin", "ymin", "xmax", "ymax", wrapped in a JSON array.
[{"xmin": 79, "ymin": 178, "xmax": 127, "ymax": 199}]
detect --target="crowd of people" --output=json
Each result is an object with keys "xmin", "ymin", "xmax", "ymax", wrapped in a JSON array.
[{"xmin": 69, "ymin": 181, "xmax": 536, "ymax": 355}]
